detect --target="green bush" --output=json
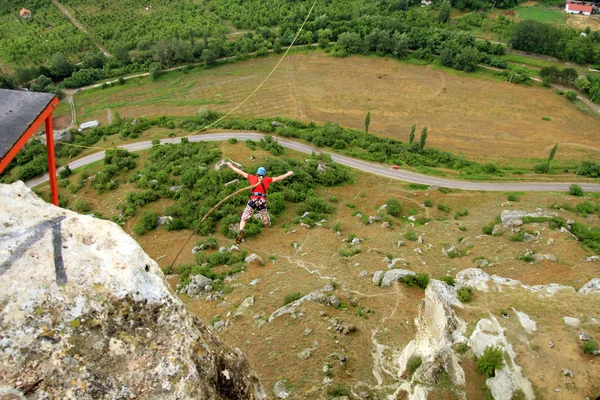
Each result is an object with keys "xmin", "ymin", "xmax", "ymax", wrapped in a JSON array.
[
  {"xmin": 228, "ymin": 138, "xmax": 238, "ymax": 144},
  {"xmin": 386, "ymin": 198, "xmax": 402, "ymax": 217},
  {"xmin": 476, "ymin": 346, "xmax": 505, "ymax": 378},
  {"xmin": 74, "ymin": 200, "xmax": 92, "ymax": 213},
  {"xmin": 566, "ymin": 90, "xmax": 578, "ymax": 101},
  {"xmin": 400, "ymin": 273, "xmax": 430, "ymax": 290},
  {"xmin": 406, "ymin": 356, "xmax": 422, "ymax": 374},
  {"xmin": 506, "ymin": 193, "xmax": 519, "ymax": 202},
  {"xmin": 437, "ymin": 204, "xmax": 451, "ymax": 213},
  {"xmin": 457, "ymin": 287, "xmax": 472, "ymax": 303},
  {"xmin": 405, "ymin": 230, "xmax": 418, "ymax": 241},
  {"xmin": 424, "ymin": 199, "xmax": 433, "ymax": 207},
  {"xmin": 582, "ymin": 340, "xmax": 598, "ymax": 354},
  {"xmin": 133, "ymin": 211, "xmax": 158, "ymax": 235},
  {"xmin": 454, "ymin": 209, "xmax": 469, "ymax": 219},
  {"xmin": 482, "ymin": 215, "xmax": 502, "ymax": 235},
  {"xmin": 282, "ymin": 292, "xmax": 302, "ymax": 306},
  {"xmin": 569, "ymin": 184, "xmax": 584, "ymax": 197},
  {"xmin": 440, "ymin": 276, "xmax": 456, "ymax": 286},
  {"xmin": 58, "ymin": 165, "xmax": 72, "ymax": 179},
  {"xmin": 327, "ymin": 384, "xmax": 349, "ymax": 397}
]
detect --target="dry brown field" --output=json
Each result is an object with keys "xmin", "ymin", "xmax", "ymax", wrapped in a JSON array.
[
  {"xmin": 35, "ymin": 141, "xmax": 600, "ymax": 398},
  {"xmin": 567, "ymin": 14, "xmax": 600, "ymax": 31},
  {"xmin": 71, "ymin": 51, "xmax": 600, "ymax": 167}
]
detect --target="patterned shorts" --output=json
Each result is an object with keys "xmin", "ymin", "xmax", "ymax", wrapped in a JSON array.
[{"xmin": 241, "ymin": 197, "xmax": 270, "ymax": 225}]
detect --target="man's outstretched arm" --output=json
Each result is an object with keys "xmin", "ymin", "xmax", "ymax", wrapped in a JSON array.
[
  {"xmin": 272, "ymin": 170, "xmax": 294, "ymax": 183},
  {"xmin": 227, "ymin": 162, "xmax": 248, "ymax": 179}
]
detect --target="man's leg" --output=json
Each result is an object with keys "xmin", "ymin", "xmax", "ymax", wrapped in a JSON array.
[{"xmin": 237, "ymin": 202, "xmax": 254, "ymax": 244}]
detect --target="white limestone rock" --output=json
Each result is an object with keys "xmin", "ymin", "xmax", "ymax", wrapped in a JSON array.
[{"xmin": 0, "ymin": 182, "xmax": 265, "ymax": 400}]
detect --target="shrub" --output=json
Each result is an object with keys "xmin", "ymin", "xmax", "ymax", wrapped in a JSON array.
[
  {"xmin": 569, "ymin": 184, "xmax": 584, "ymax": 197},
  {"xmin": 457, "ymin": 287, "xmax": 472, "ymax": 303},
  {"xmin": 506, "ymin": 193, "xmax": 519, "ymax": 202},
  {"xmin": 400, "ymin": 273, "xmax": 430, "ymax": 290},
  {"xmin": 476, "ymin": 346, "xmax": 505, "ymax": 378},
  {"xmin": 454, "ymin": 343, "xmax": 470, "ymax": 355},
  {"xmin": 437, "ymin": 204, "xmax": 451, "ymax": 213},
  {"xmin": 424, "ymin": 199, "xmax": 433, "ymax": 207},
  {"xmin": 228, "ymin": 138, "xmax": 238, "ymax": 144},
  {"xmin": 327, "ymin": 384, "xmax": 349, "ymax": 397},
  {"xmin": 542, "ymin": 116, "xmax": 551, "ymax": 121},
  {"xmin": 339, "ymin": 247, "xmax": 361, "ymax": 257},
  {"xmin": 440, "ymin": 276, "xmax": 456, "ymax": 286},
  {"xmin": 517, "ymin": 252, "xmax": 535, "ymax": 262},
  {"xmin": 74, "ymin": 200, "xmax": 92, "ymax": 213},
  {"xmin": 329, "ymin": 196, "xmax": 338, "ymax": 203},
  {"xmin": 566, "ymin": 90, "xmax": 578, "ymax": 101},
  {"xmin": 459, "ymin": 225, "xmax": 467, "ymax": 231},
  {"xmin": 133, "ymin": 211, "xmax": 158, "ymax": 235},
  {"xmin": 405, "ymin": 230, "xmax": 418, "ymax": 241},
  {"xmin": 386, "ymin": 198, "xmax": 402, "ymax": 217},
  {"xmin": 582, "ymin": 340, "xmax": 598, "ymax": 354},
  {"xmin": 282, "ymin": 292, "xmax": 302, "ymax": 306},
  {"xmin": 482, "ymin": 215, "xmax": 502, "ymax": 235},
  {"xmin": 406, "ymin": 356, "xmax": 422, "ymax": 374},
  {"xmin": 454, "ymin": 209, "xmax": 469, "ymax": 219},
  {"xmin": 58, "ymin": 165, "xmax": 72, "ymax": 179}
]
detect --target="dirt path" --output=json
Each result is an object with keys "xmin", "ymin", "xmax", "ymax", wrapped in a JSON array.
[
  {"xmin": 26, "ymin": 133, "xmax": 600, "ymax": 192},
  {"xmin": 51, "ymin": 0, "xmax": 111, "ymax": 56}
]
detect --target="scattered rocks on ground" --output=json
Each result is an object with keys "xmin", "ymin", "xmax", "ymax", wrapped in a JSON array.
[
  {"xmin": 548, "ymin": 340, "xmax": 554, "ymax": 348},
  {"xmin": 351, "ymin": 237, "xmax": 361, "ymax": 245},
  {"xmin": 417, "ymin": 235, "xmax": 424, "ymax": 245},
  {"xmin": 382, "ymin": 221, "xmax": 391, "ymax": 228},
  {"xmin": 229, "ymin": 245, "xmax": 239, "ymax": 252},
  {"xmin": 475, "ymin": 258, "xmax": 490, "ymax": 269},
  {"xmin": 219, "ymin": 246, "xmax": 227, "ymax": 253},
  {"xmin": 442, "ymin": 244, "xmax": 458, "ymax": 257},
  {"xmin": 563, "ymin": 317, "xmax": 581, "ymax": 327},
  {"xmin": 234, "ymin": 296, "xmax": 255, "ymax": 318},
  {"xmin": 501, "ymin": 210, "xmax": 557, "ymax": 225},
  {"xmin": 579, "ymin": 332, "xmax": 591, "ymax": 341},
  {"xmin": 377, "ymin": 204, "xmax": 387, "ymax": 212},
  {"xmin": 250, "ymin": 279, "xmax": 260, "ymax": 286},
  {"xmin": 245, "ymin": 254, "xmax": 264, "ymax": 265},
  {"xmin": 304, "ymin": 328, "xmax": 313, "ymax": 337},
  {"xmin": 158, "ymin": 216, "xmax": 173, "ymax": 225},
  {"xmin": 169, "ymin": 185, "xmax": 181, "ymax": 193},
  {"xmin": 359, "ymin": 270, "xmax": 369, "ymax": 277},
  {"xmin": 523, "ymin": 233, "xmax": 536, "ymax": 242},
  {"xmin": 414, "ymin": 248, "xmax": 423, "ymax": 255},
  {"xmin": 532, "ymin": 253, "xmax": 556, "ymax": 262},
  {"xmin": 367, "ymin": 247, "xmax": 380, "ymax": 254},
  {"xmin": 579, "ymin": 278, "xmax": 600, "ymax": 295},
  {"xmin": 328, "ymin": 352, "xmax": 348, "ymax": 365},
  {"xmin": 184, "ymin": 274, "xmax": 214, "ymax": 297},
  {"xmin": 397, "ymin": 240, "xmax": 405, "ymax": 248},
  {"xmin": 562, "ymin": 369, "xmax": 573, "ymax": 378},
  {"xmin": 587, "ymin": 256, "xmax": 600, "ymax": 262},
  {"xmin": 375, "ymin": 269, "xmax": 417, "ymax": 287},
  {"xmin": 367, "ymin": 215, "xmax": 382, "ymax": 225},
  {"xmin": 387, "ymin": 258, "xmax": 409, "ymax": 269},
  {"xmin": 273, "ymin": 380, "xmax": 290, "ymax": 399},
  {"xmin": 329, "ymin": 319, "xmax": 357, "ymax": 335},
  {"xmin": 492, "ymin": 225, "xmax": 504, "ymax": 236}
]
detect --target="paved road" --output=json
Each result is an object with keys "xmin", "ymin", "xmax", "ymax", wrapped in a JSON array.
[{"xmin": 26, "ymin": 133, "xmax": 600, "ymax": 192}]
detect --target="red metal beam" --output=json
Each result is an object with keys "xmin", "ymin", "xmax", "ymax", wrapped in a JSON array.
[
  {"xmin": 0, "ymin": 97, "xmax": 58, "ymax": 173},
  {"xmin": 45, "ymin": 114, "xmax": 59, "ymax": 206},
  {"xmin": 0, "ymin": 96, "xmax": 59, "ymax": 205}
]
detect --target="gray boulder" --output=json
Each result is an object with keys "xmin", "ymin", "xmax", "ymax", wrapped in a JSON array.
[
  {"xmin": 442, "ymin": 244, "xmax": 458, "ymax": 257},
  {"xmin": 381, "ymin": 269, "xmax": 417, "ymax": 287},
  {"xmin": 579, "ymin": 278, "xmax": 600, "ymax": 295},
  {"xmin": 273, "ymin": 380, "xmax": 289, "ymax": 398},
  {"xmin": 40, "ymin": 129, "xmax": 73, "ymax": 146},
  {"xmin": 245, "ymin": 254, "xmax": 264, "ymax": 265},
  {"xmin": 184, "ymin": 274, "xmax": 214, "ymax": 297}
]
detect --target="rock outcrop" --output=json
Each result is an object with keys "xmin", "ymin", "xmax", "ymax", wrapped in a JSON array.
[
  {"xmin": 0, "ymin": 182, "xmax": 264, "ymax": 399},
  {"xmin": 397, "ymin": 281, "xmax": 466, "ymax": 388}
]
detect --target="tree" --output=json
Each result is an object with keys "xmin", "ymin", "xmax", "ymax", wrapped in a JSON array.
[
  {"xmin": 0, "ymin": 68, "xmax": 16, "ymax": 89},
  {"xmin": 30, "ymin": 75, "xmax": 54, "ymax": 93},
  {"xmin": 333, "ymin": 32, "xmax": 363, "ymax": 56},
  {"xmin": 419, "ymin": 126, "xmax": 428, "ymax": 151},
  {"xmin": 82, "ymin": 52, "xmax": 107, "ymax": 69},
  {"xmin": 318, "ymin": 29, "xmax": 332, "ymax": 49},
  {"xmin": 409, "ymin": 124, "xmax": 416, "ymax": 144},
  {"xmin": 112, "ymin": 46, "xmax": 131, "ymax": 65},
  {"xmin": 439, "ymin": 0, "xmax": 451, "ymax": 24},
  {"xmin": 566, "ymin": 90, "xmax": 578, "ymax": 101},
  {"xmin": 50, "ymin": 53, "xmax": 74, "ymax": 79},
  {"xmin": 391, "ymin": 31, "xmax": 409, "ymax": 59},
  {"xmin": 273, "ymin": 38, "xmax": 283, "ymax": 54},
  {"xmin": 439, "ymin": 48, "xmax": 454, "ymax": 67},
  {"xmin": 546, "ymin": 143, "xmax": 558, "ymax": 174},
  {"xmin": 154, "ymin": 40, "xmax": 175, "ymax": 67},
  {"xmin": 365, "ymin": 111, "xmax": 371, "ymax": 134}
]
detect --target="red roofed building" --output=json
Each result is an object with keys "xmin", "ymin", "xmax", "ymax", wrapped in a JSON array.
[
  {"xmin": 565, "ymin": 2, "xmax": 593, "ymax": 15},
  {"xmin": 19, "ymin": 8, "xmax": 32, "ymax": 18}
]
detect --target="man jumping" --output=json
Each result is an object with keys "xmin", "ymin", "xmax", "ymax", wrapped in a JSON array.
[{"xmin": 227, "ymin": 162, "xmax": 294, "ymax": 244}]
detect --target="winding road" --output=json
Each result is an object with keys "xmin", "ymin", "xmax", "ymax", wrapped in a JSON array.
[{"xmin": 26, "ymin": 133, "xmax": 600, "ymax": 192}]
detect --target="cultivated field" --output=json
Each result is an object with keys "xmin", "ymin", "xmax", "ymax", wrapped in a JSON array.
[
  {"xmin": 34, "ymin": 141, "xmax": 600, "ymax": 398},
  {"xmin": 72, "ymin": 52, "xmax": 600, "ymax": 164}
]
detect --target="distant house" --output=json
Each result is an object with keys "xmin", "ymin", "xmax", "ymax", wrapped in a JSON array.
[
  {"xmin": 79, "ymin": 120, "xmax": 99, "ymax": 131},
  {"xmin": 565, "ymin": 2, "xmax": 593, "ymax": 15},
  {"xmin": 19, "ymin": 8, "xmax": 31, "ymax": 18}
]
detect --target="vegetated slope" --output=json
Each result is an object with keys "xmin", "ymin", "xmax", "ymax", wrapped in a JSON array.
[
  {"xmin": 33, "ymin": 139, "xmax": 600, "ymax": 398},
  {"xmin": 0, "ymin": 0, "xmax": 93, "ymax": 65}
]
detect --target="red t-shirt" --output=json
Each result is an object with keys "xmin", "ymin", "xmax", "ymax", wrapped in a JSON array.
[{"xmin": 248, "ymin": 175, "xmax": 273, "ymax": 199}]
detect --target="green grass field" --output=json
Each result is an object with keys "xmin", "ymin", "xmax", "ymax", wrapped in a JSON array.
[{"xmin": 517, "ymin": 5, "xmax": 567, "ymax": 23}]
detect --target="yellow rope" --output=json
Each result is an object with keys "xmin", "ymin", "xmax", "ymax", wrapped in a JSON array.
[
  {"xmin": 55, "ymin": 0, "xmax": 318, "ymax": 151},
  {"xmin": 185, "ymin": 0, "xmax": 318, "ymax": 136}
]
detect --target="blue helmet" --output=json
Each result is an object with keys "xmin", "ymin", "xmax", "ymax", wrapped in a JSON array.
[{"xmin": 256, "ymin": 167, "xmax": 266, "ymax": 176}]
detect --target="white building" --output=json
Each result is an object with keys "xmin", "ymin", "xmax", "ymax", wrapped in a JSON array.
[
  {"xmin": 79, "ymin": 120, "xmax": 99, "ymax": 131},
  {"xmin": 565, "ymin": 2, "xmax": 593, "ymax": 15}
]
